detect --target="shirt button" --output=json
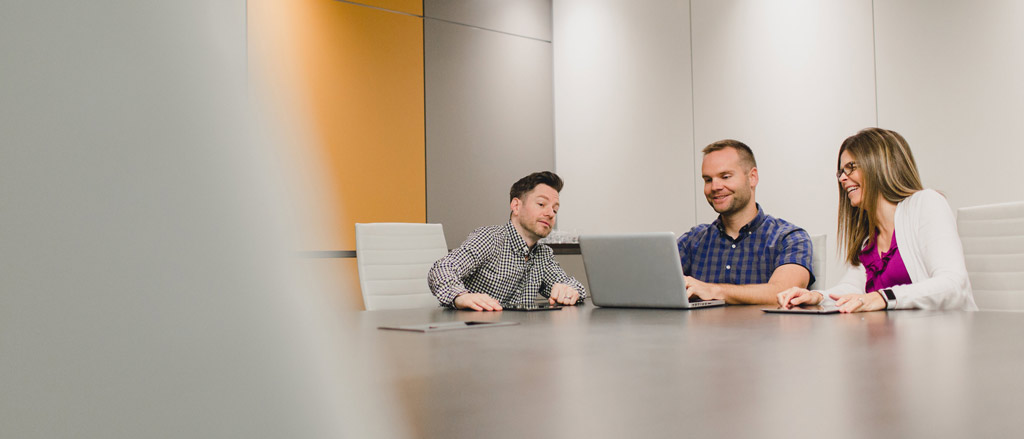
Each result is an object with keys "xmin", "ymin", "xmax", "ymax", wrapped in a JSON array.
[
  {"xmin": 726, "ymin": 265, "xmax": 731, "ymax": 270},
  {"xmin": 731, "ymin": 244, "xmax": 736, "ymax": 249}
]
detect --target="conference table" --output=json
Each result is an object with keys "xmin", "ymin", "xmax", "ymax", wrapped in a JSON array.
[{"xmin": 351, "ymin": 304, "xmax": 1024, "ymax": 439}]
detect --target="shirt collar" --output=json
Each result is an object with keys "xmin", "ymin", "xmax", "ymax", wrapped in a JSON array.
[
  {"xmin": 505, "ymin": 220, "xmax": 533, "ymax": 256},
  {"xmin": 860, "ymin": 234, "xmax": 878, "ymax": 256},
  {"xmin": 713, "ymin": 203, "xmax": 766, "ymax": 236}
]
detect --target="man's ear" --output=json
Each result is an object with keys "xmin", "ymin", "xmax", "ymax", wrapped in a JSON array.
[
  {"xmin": 510, "ymin": 198, "xmax": 521, "ymax": 217},
  {"xmin": 748, "ymin": 166, "xmax": 759, "ymax": 188}
]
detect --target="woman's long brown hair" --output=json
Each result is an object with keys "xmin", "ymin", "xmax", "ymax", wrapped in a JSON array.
[{"xmin": 837, "ymin": 128, "xmax": 924, "ymax": 265}]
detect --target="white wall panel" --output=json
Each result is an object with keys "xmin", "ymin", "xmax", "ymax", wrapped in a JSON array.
[
  {"xmin": 690, "ymin": 0, "xmax": 876, "ymax": 285},
  {"xmin": 553, "ymin": 0, "xmax": 695, "ymax": 237},
  {"xmin": 875, "ymin": 0, "xmax": 1024, "ymax": 211}
]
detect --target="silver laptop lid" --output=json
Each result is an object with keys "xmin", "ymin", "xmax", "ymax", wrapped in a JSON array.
[{"xmin": 579, "ymin": 232, "xmax": 721, "ymax": 308}]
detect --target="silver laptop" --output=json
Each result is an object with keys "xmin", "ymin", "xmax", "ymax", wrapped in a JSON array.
[{"xmin": 579, "ymin": 232, "xmax": 725, "ymax": 309}]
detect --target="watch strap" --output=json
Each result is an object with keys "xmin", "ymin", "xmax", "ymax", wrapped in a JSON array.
[{"xmin": 882, "ymin": 288, "xmax": 897, "ymax": 310}]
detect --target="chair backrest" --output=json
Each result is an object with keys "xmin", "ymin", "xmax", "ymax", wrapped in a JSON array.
[
  {"xmin": 808, "ymin": 234, "xmax": 826, "ymax": 290},
  {"xmin": 355, "ymin": 223, "xmax": 448, "ymax": 311},
  {"xmin": 957, "ymin": 201, "xmax": 1024, "ymax": 311}
]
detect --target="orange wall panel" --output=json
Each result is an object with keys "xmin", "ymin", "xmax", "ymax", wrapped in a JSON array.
[
  {"xmin": 346, "ymin": 0, "xmax": 423, "ymax": 16},
  {"xmin": 248, "ymin": 0, "xmax": 425, "ymax": 251}
]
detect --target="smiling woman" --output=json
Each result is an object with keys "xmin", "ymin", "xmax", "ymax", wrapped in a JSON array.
[
  {"xmin": 777, "ymin": 128, "xmax": 978, "ymax": 312},
  {"xmin": 835, "ymin": 128, "xmax": 924, "ymax": 263}
]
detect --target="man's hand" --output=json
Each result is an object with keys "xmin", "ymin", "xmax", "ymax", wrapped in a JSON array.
[
  {"xmin": 686, "ymin": 264, "xmax": 810, "ymax": 305},
  {"xmin": 684, "ymin": 276, "xmax": 723, "ymax": 301},
  {"xmin": 830, "ymin": 292, "xmax": 886, "ymax": 313},
  {"xmin": 776, "ymin": 287, "xmax": 823, "ymax": 309},
  {"xmin": 548, "ymin": 283, "xmax": 580, "ymax": 305},
  {"xmin": 453, "ymin": 293, "xmax": 502, "ymax": 311}
]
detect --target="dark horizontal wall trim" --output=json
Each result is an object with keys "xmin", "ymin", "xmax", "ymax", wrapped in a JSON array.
[
  {"xmin": 424, "ymin": 17, "xmax": 552, "ymax": 43},
  {"xmin": 547, "ymin": 243, "xmax": 581, "ymax": 255},
  {"xmin": 297, "ymin": 250, "xmax": 358, "ymax": 258},
  {"xmin": 295, "ymin": 245, "xmax": 577, "ymax": 258},
  {"xmin": 335, "ymin": 0, "xmax": 424, "ymax": 18}
]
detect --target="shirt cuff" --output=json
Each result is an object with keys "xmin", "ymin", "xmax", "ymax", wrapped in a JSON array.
[{"xmin": 438, "ymin": 288, "xmax": 471, "ymax": 308}]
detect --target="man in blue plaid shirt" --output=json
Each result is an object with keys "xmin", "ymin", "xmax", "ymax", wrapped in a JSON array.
[
  {"xmin": 679, "ymin": 140, "xmax": 814, "ymax": 304},
  {"xmin": 428, "ymin": 172, "xmax": 586, "ymax": 311}
]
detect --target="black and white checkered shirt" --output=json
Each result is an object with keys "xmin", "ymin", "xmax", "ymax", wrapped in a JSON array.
[{"xmin": 428, "ymin": 221, "xmax": 587, "ymax": 308}]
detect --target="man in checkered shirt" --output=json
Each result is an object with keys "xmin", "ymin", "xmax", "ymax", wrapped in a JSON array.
[
  {"xmin": 428, "ymin": 171, "xmax": 586, "ymax": 311},
  {"xmin": 679, "ymin": 140, "xmax": 815, "ymax": 304}
]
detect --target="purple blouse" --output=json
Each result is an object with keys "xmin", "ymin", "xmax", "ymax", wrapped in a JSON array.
[{"xmin": 859, "ymin": 230, "xmax": 912, "ymax": 292}]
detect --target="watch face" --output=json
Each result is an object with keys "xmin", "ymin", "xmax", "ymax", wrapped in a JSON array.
[{"xmin": 884, "ymin": 289, "xmax": 896, "ymax": 301}]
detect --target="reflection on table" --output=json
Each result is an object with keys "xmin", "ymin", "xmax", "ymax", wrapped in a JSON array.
[{"xmin": 351, "ymin": 304, "xmax": 1022, "ymax": 439}]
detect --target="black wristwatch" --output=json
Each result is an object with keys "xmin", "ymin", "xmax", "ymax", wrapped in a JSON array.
[{"xmin": 881, "ymin": 288, "xmax": 897, "ymax": 310}]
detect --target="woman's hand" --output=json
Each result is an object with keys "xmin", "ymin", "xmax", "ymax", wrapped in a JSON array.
[
  {"xmin": 777, "ymin": 287, "xmax": 823, "ymax": 308},
  {"xmin": 829, "ymin": 291, "xmax": 886, "ymax": 313}
]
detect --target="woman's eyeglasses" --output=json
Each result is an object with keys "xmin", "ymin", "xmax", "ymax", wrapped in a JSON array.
[{"xmin": 836, "ymin": 161, "xmax": 858, "ymax": 179}]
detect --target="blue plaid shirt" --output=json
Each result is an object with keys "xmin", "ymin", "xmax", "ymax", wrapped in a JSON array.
[{"xmin": 677, "ymin": 205, "xmax": 814, "ymax": 286}]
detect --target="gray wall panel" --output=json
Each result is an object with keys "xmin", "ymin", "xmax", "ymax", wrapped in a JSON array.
[
  {"xmin": 425, "ymin": 18, "xmax": 554, "ymax": 249},
  {"xmin": 425, "ymin": 0, "xmax": 552, "ymax": 41}
]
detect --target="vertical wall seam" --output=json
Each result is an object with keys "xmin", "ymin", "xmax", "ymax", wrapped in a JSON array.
[
  {"xmin": 550, "ymin": 1, "xmax": 557, "ymax": 186},
  {"xmin": 689, "ymin": 0, "xmax": 698, "ymax": 228},
  {"xmin": 872, "ymin": 0, "xmax": 879, "ymax": 126},
  {"xmin": 244, "ymin": 0, "xmax": 248, "ymax": 96},
  {"xmin": 423, "ymin": 1, "xmax": 428, "ymax": 223}
]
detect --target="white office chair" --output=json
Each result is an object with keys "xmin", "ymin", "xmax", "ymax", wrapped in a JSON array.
[
  {"xmin": 808, "ymin": 234, "xmax": 826, "ymax": 290},
  {"xmin": 355, "ymin": 223, "xmax": 448, "ymax": 310},
  {"xmin": 957, "ymin": 201, "xmax": 1024, "ymax": 311}
]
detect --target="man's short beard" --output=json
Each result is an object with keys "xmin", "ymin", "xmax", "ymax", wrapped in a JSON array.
[{"xmin": 710, "ymin": 192, "xmax": 751, "ymax": 216}]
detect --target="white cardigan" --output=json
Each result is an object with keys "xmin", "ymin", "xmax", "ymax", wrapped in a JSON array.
[{"xmin": 824, "ymin": 189, "xmax": 979, "ymax": 311}]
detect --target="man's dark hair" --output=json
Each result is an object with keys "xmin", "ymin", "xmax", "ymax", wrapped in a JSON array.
[
  {"xmin": 510, "ymin": 171, "xmax": 563, "ymax": 202},
  {"xmin": 702, "ymin": 139, "xmax": 757, "ymax": 170}
]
